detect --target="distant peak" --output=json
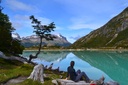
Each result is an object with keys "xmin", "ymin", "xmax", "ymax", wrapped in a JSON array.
[
  {"xmin": 125, "ymin": 6, "xmax": 128, "ymax": 9},
  {"xmin": 12, "ymin": 33, "xmax": 21, "ymax": 40},
  {"xmin": 122, "ymin": 7, "xmax": 128, "ymax": 12}
]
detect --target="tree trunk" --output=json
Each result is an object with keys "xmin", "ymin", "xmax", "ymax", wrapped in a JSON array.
[
  {"xmin": 28, "ymin": 37, "xmax": 43, "ymax": 63},
  {"xmin": 28, "ymin": 64, "xmax": 44, "ymax": 83},
  {"xmin": 35, "ymin": 37, "xmax": 42, "ymax": 56}
]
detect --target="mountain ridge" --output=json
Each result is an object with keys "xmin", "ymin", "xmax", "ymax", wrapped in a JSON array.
[
  {"xmin": 12, "ymin": 33, "xmax": 71, "ymax": 47},
  {"xmin": 71, "ymin": 7, "xmax": 128, "ymax": 49}
]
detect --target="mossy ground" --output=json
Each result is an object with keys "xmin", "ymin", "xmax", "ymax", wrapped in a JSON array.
[{"xmin": 0, "ymin": 58, "xmax": 67, "ymax": 85}]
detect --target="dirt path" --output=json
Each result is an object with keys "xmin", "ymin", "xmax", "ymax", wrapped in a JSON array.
[{"xmin": 3, "ymin": 76, "xmax": 27, "ymax": 85}]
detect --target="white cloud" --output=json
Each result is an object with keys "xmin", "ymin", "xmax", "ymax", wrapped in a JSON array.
[
  {"xmin": 36, "ymin": 16, "xmax": 52, "ymax": 25},
  {"xmin": 11, "ymin": 15, "xmax": 55, "ymax": 30},
  {"xmin": 6, "ymin": 0, "xmax": 36, "ymax": 12},
  {"xmin": 70, "ymin": 35, "xmax": 81, "ymax": 40},
  {"xmin": 11, "ymin": 15, "xmax": 31, "ymax": 29},
  {"xmin": 14, "ymin": 15, "xmax": 29, "ymax": 21},
  {"xmin": 32, "ymin": 16, "xmax": 63, "ymax": 30},
  {"xmin": 54, "ymin": 0, "xmax": 116, "ymax": 15},
  {"xmin": 55, "ymin": 26, "xmax": 64, "ymax": 30},
  {"xmin": 10, "ymin": 15, "xmax": 55, "ymax": 37},
  {"xmin": 68, "ymin": 17, "xmax": 102, "ymax": 30},
  {"xmin": 68, "ymin": 24, "xmax": 89, "ymax": 30}
]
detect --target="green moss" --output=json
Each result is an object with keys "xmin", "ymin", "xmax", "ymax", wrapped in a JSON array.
[
  {"xmin": 0, "ymin": 58, "xmax": 33, "ymax": 83},
  {"xmin": 0, "ymin": 58, "xmax": 67, "ymax": 85},
  {"xmin": 108, "ymin": 27, "xmax": 128, "ymax": 47},
  {"xmin": 14, "ymin": 79, "xmax": 43, "ymax": 85}
]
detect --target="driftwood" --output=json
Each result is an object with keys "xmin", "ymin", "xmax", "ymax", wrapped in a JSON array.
[
  {"xmin": 44, "ymin": 63, "xmax": 60, "ymax": 72},
  {"xmin": 48, "ymin": 63, "xmax": 53, "ymax": 70},
  {"xmin": 52, "ymin": 76, "xmax": 119, "ymax": 85},
  {"xmin": 28, "ymin": 64, "xmax": 44, "ymax": 83},
  {"xmin": 28, "ymin": 54, "xmax": 37, "ymax": 63}
]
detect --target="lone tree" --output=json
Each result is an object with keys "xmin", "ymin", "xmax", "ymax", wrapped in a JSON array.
[{"xmin": 28, "ymin": 15, "xmax": 56, "ymax": 63}]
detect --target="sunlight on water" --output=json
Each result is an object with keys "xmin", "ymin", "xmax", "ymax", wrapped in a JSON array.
[{"xmin": 23, "ymin": 50, "xmax": 128, "ymax": 85}]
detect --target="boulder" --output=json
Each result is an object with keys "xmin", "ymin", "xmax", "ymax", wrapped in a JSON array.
[{"xmin": 28, "ymin": 64, "xmax": 44, "ymax": 83}]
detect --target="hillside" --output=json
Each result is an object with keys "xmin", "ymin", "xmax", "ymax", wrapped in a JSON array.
[{"xmin": 71, "ymin": 7, "xmax": 128, "ymax": 49}]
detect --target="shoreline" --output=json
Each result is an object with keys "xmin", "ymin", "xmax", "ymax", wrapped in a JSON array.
[{"xmin": 24, "ymin": 48, "xmax": 128, "ymax": 52}]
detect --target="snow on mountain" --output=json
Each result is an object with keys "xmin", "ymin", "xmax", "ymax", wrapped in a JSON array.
[
  {"xmin": 12, "ymin": 33, "xmax": 71, "ymax": 47},
  {"xmin": 22, "ymin": 35, "xmax": 38, "ymax": 39},
  {"xmin": 12, "ymin": 33, "xmax": 21, "ymax": 40},
  {"xmin": 52, "ymin": 33, "xmax": 67, "ymax": 41}
]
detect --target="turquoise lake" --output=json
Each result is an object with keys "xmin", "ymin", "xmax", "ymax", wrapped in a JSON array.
[{"xmin": 23, "ymin": 50, "xmax": 128, "ymax": 85}]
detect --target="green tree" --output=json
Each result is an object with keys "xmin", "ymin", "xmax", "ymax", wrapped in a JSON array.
[
  {"xmin": 28, "ymin": 15, "xmax": 56, "ymax": 63},
  {"xmin": 0, "ymin": 2, "xmax": 24, "ymax": 55},
  {"xmin": 0, "ymin": 12, "xmax": 14, "ymax": 53},
  {"xmin": 10, "ymin": 39, "xmax": 24, "ymax": 56}
]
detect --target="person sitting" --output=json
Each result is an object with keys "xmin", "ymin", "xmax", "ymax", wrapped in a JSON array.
[{"xmin": 66, "ymin": 61, "xmax": 90, "ymax": 83}]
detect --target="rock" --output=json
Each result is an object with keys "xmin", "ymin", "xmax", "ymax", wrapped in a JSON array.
[
  {"xmin": 52, "ymin": 79, "xmax": 90, "ymax": 85},
  {"xmin": 52, "ymin": 79, "xmax": 58, "ymax": 85},
  {"xmin": 0, "ymin": 51, "xmax": 8, "ymax": 59},
  {"xmin": 92, "ymin": 75, "xmax": 105, "ymax": 85},
  {"xmin": 52, "ymin": 76, "xmax": 105, "ymax": 85},
  {"xmin": 105, "ymin": 81, "xmax": 120, "ymax": 85},
  {"xmin": 28, "ymin": 64, "xmax": 44, "ymax": 83},
  {"xmin": 0, "ymin": 51, "xmax": 28, "ymax": 64},
  {"xmin": 4, "ymin": 76, "xmax": 27, "ymax": 85}
]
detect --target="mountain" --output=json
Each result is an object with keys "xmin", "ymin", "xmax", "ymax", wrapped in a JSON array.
[
  {"xmin": 12, "ymin": 33, "xmax": 21, "ymax": 40},
  {"xmin": 21, "ymin": 34, "xmax": 71, "ymax": 47},
  {"xmin": 71, "ymin": 7, "xmax": 128, "ymax": 49}
]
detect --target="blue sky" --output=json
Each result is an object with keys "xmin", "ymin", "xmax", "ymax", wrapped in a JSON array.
[{"xmin": 1, "ymin": 0, "xmax": 128, "ymax": 43}]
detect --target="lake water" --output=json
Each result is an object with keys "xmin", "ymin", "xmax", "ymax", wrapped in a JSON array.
[{"xmin": 23, "ymin": 50, "xmax": 128, "ymax": 85}]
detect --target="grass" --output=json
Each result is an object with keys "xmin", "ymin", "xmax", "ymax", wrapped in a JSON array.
[
  {"xmin": 14, "ymin": 79, "xmax": 43, "ymax": 85},
  {"xmin": 0, "ymin": 58, "xmax": 67, "ymax": 85},
  {"xmin": 16, "ymin": 69, "xmax": 67, "ymax": 85},
  {"xmin": 0, "ymin": 58, "xmax": 34, "ymax": 83}
]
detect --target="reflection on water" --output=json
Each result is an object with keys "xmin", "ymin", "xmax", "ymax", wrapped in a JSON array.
[
  {"xmin": 23, "ymin": 51, "xmax": 70, "ymax": 62},
  {"xmin": 23, "ymin": 51, "xmax": 70, "ymax": 70},
  {"xmin": 23, "ymin": 50, "xmax": 128, "ymax": 85},
  {"xmin": 72, "ymin": 51, "xmax": 128, "ymax": 85}
]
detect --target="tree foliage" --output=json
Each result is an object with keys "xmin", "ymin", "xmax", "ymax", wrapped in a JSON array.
[
  {"xmin": 28, "ymin": 15, "xmax": 56, "ymax": 62},
  {"xmin": 0, "ymin": 11, "xmax": 24, "ymax": 55}
]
